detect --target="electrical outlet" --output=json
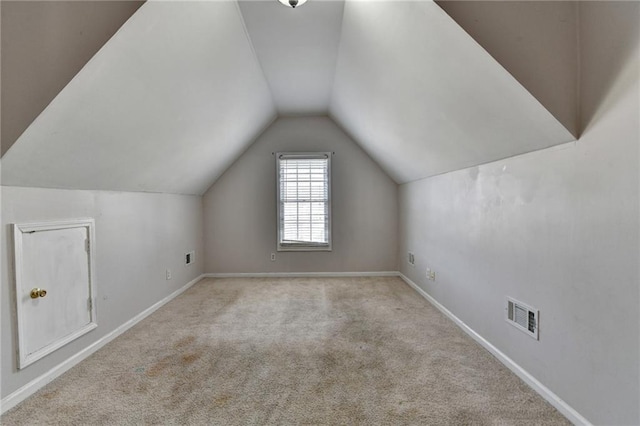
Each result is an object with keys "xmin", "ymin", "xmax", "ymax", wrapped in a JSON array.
[
  {"xmin": 166, "ymin": 269, "xmax": 172, "ymax": 280},
  {"xmin": 271, "ymin": 253, "xmax": 276, "ymax": 261},
  {"xmin": 426, "ymin": 268, "xmax": 436, "ymax": 281}
]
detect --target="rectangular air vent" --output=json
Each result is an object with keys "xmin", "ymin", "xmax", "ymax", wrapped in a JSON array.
[
  {"xmin": 505, "ymin": 297, "xmax": 539, "ymax": 340},
  {"xmin": 185, "ymin": 251, "xmax": 195, "ymax": 266},
  {"xmin": 408, "ymin": 252, "xmax": 415, "ymax": 266}
]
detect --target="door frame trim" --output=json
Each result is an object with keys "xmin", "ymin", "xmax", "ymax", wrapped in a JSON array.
[{"xmin": 13, "ymin": 218, "xmax": 98, "ymax": 369}]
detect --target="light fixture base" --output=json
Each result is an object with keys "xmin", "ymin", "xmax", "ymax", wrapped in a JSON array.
[{"xmin": 278, "ymin": 0, "xmax": 308, "ymax": 8}]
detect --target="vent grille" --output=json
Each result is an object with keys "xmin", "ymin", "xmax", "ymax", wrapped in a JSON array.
[
  {"xmin": 408, "ymin": 252, "xmax": 415, "ymax": 266},
  {"xmin": 506, "ymin": 297, "xmax": 539, "ymax": 340},
  {"xmin": 185, "ymin": 251, "xmax": 195, "ymax": 265}
]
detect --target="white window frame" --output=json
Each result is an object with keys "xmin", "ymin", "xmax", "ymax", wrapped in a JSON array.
[{"xmin": 276, "ymin": 152, "xmax": 332, "ymax": 252}]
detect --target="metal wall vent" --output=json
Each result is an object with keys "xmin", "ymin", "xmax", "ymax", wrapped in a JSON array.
[
  {"xmin": 408, "ymin": 252, "xmax": 415, "ymax": 266},
  {"xmin": 506, "ymin": 297, "xmax": 539, "ymax": 340}
]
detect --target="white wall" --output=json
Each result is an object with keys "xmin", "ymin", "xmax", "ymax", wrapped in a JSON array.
[
  {"xmin": 1, "ymin": 187, "xmax": 204, "ymax": 399},
  {"xmin": 203, "ymin": 116, "xmax": 397, "ymax": 273},
  {"xmin": 398, "ymin": 2, "xmax": 639, "ymax": 424}
]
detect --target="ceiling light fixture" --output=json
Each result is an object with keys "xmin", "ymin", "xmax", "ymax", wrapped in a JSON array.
[{"xmin": 278, "ymin": 0, "xmax": 307, "ymax": 8}]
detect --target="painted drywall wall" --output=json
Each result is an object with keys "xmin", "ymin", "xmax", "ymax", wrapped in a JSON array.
[
  {"xmin": 330, "ymin": 0, "xmax": 575, "ymax": 184},
  {"xmin": 0, "ymin": 0, "xmax": 144, "ymax": 156},
  {"xmin": 1, "ymin": 0, "xmax": 275, "ymax": 195},
  {"xmin": 1, "ymin": 187, "xmax": 204, "ymax": 399},
  {"xmin": 398, "ymin": 2, "xmax": 639, "ymax": 424},
  {"xmin": 203, "ymin": 116, "xmax": 397, "ymax": 273},
  {"xmin": 436, "ymin": 1, "xmax": 579, "ymax": 137}
]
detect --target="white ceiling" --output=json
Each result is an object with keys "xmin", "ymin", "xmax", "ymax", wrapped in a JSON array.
[
  {"xmin": 238, "ymin": 0, "xmax": 344, "ymax": 114},
  {"xmin": 1, "ymin": 1, "xmax": 276, "ymax": 195},
  {"xmin": 1, "ymin": 0, "xmax": 577, "ymax": 194},
  {"xmin": 436, "ymin": 1, "xmax": 579, "ymax": 138},
  {"xmin": 330, "ymin": 1, "xmax": 575, "ymax": 184}
]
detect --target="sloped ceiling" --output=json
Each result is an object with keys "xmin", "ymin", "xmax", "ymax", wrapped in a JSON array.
[
  {"xmin": 238, "ymin": 0, "xmax": 344, "ymax": 114},
  {"xmin": 2, "ymin": 0, "xmax": 577, "ymax": 194},
  {"xmin": 1, "ymin": 0, "xmax": 276, "ymax": 195},
  {"xmin": 0, "ymin": 0, "xmax": 145, "ymax": 156},
  {"xmin": 436, "ymin": 1, "xmax": 579, "ymax": 138},
  {"xmin": 329, "ymin": 0, "xmax": 575, "ymax": 184}
]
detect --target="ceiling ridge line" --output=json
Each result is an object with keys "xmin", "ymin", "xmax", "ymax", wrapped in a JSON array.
[
  {"xmin": 233, "ymin": 0, "xmax": 279, "ymax": 113},
  {"xmin": 326, "ymin": 0, "xmax": 348, "ymax": 114}
]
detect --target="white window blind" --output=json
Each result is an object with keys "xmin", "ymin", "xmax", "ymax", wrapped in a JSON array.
[{"xmin": 277, "ymin": 152, "xmax": 331, "ymax": 251}]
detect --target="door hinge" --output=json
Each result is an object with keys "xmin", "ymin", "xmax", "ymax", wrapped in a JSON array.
[
  {"xmin": 85, "ymin": 239, "xmax": 90, "ymax": 253},
  {"xmin": 88, "ymin": 297, "xmax": 92, "ymax": 311}
]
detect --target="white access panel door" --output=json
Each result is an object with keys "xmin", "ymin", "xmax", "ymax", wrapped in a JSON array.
[{"xmin": 13, "ymin": 219, "xmax": 97, "ymax": 369}]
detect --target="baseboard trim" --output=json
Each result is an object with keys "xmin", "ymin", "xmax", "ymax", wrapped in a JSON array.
[
  {"xmin": 398, "ymin": 273, "xmax": 591, "ymax": 426},
  {"xmin": 0, "ymin": 273, "xmax": 205, "ymax": 415},
  {"xmin": 203, "ymin": 271, "xmax": 399, "ymax": 278}
]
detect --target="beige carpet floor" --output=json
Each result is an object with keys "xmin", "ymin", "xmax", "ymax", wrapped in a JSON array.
[{"xmin": 2, "ymin": 277, "xmax": 569, "ymax": 425}]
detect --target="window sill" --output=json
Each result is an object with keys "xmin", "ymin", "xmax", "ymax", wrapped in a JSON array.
[{"xmin": 277, "ymin": 244, "xmax": 332, "ymax": 252}]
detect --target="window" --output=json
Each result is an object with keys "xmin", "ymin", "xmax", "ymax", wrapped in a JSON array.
[{"xmin": 277, "ymin": 152, "xmax": 331, "ymax": 251}]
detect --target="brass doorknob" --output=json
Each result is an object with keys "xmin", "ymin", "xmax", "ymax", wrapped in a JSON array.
[{"xmin": 30, "ymin": 288, "xmax": 47, "ymax": 299}]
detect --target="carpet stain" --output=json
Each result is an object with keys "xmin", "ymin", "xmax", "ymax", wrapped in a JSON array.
[
  {"xmin": 41, "ymin": 390, "xmax": 59, "ymax": 400},
  {"xmin": 145, "ymin": 355, "xmax": 172, "ymax": 377},
  {"xmin": 181, "ymin": 352, "xmax": 202, "ymax": 365},
  {"xmin": 214, "ymin": 394, "xmax": 232, "ymax": 407},
  {"xmin": 173, "ymin": 335, "xmax": 196, "ymax": 348},
  {"xmin": 136, "ymin": 382, "xmax": 149, "ymax": 394}
]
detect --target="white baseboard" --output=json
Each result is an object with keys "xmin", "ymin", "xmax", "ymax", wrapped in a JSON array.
[
  {"xmin": 203, "ymin": 271, "xmax": 399, "ymax": 278},
  {"xmin": 1, "ymin": 273, "xmax": 205, "ymax": 415},
  {"xmin": 398, "ymin": 273, "xmax": 591, "ymax": 426}
]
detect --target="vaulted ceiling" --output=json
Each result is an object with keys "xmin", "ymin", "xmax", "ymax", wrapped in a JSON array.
[{"xmin": 1, "ymin": 0, "xmax": 577, "ymax": 195}]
